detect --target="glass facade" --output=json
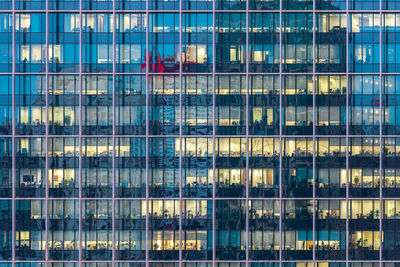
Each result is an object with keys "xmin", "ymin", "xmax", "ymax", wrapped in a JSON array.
[{"xmin": 2, "ymin": 0, "xmax": 400, "ymax": 266}]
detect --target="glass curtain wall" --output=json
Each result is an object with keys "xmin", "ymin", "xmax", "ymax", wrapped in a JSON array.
[{"xmin": 2, "ymin": 0, "xmax": 400, "ymax": 266}]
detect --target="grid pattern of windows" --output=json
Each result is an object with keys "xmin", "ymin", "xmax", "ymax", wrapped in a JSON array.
[{"xmin": 2, "ymin": 0, "xmax": 400, "ymax": 266}]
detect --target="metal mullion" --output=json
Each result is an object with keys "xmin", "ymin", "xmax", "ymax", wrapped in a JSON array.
[
  {"xmin": 45, "ymin": 0, "xmax": 49, "ymax": 261},
  {"xmin": 179, "ymin": 0, "xmax": 183, "ymax": 264},
  {"xmin": 145, "ymin": 0, "xmax": 149, "ymax": 264},
  {"xmin": 212, "ymin": 0, "xmax": 216, "ymax": 263},
  {"xmin": 11, "ymin": 9, "xmax": 395, "ymax": 13},
  {"xmin": 112, "ymin": 0, "xmax": 116, "ymax": 264},
  {"xmin": 11, "ymin": 1, "xmax": 15, "ymax": 264},
  {"xmin": 312, "ymin": 0, "xmax": 316, "ymax": 265},
  {"xmin": 379, "ymin": 0, "xmax": 383, "ymax": 265},
  {"xmin": 10, "ymin": 196, "xmax": 390, "ymax": 200},
  {"xmin": 10, "ymin": 71, "xmax": 400, "ymax": 76},
  {"xmin": 8, "ymin": 133, "xmax": 400, "ymax": 138},
  {"xmin": 17, "ymin": 196, "xmax": 394, "ymax": 200},
  {"xmin": 345, "ymin": 0, "xmax": 349, "ymax": 263},
  {"xmin": 245, "ymin": 0, "xmax": 249, "ymax": 264},
  {"xmin": 79, "ymin": 0, "xmax": 83, "ymax": 261},
  {"xmin": 6, "ymin": 133, "xmax": 400, "ymax": 138},
  {"xmin": 279, "ymin": 0, "xmax": 282, "ymax": 264}
]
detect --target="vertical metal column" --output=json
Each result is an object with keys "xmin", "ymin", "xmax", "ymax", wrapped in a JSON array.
[
  {"xmin": 278, "ymin": 0, "xmax": 283, "ymax": 265},
  {"xmin": 312, "ymin": 0, "xmax": 316, "ymax": 265},
  {"xmin": 145, "ymin": 0, "xmax": 150, "ymax": 264},
  {"xmin": 345, "ymin": 0, "xmax": 350, "ymax": 265},
  {"xmin": 379, "ymin": 0, "xmax": 383, "ymax": 265},
  {"xmin": 245, "ymin": 0, "xmax": 249, "ymax": 264},
  {"xmin": 11, "ymin": 0, "xmax": 15, "ymax": 264},
  {"xmin": 212, "ymin": 0, "xmax": 216, "ymax": 264},
  {"xmin": 44, "ymin": 0, "xmax": 49, "ymax": 261},
  {"xmin": 112, "ymin": 0, "xmax": 116, "ymax": 264},
  {"xmin": 78, "ymin": 0, "xmax": 83, "ymax": 262},
  {"xmin": 179, "ymin": 0, "xmax": 183, "ymax": 264}
]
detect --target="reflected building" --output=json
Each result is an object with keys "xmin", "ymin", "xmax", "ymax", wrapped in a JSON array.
[{"xmin": 1, "ymin": 0, "xmax": 400, "ymax": 266}]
